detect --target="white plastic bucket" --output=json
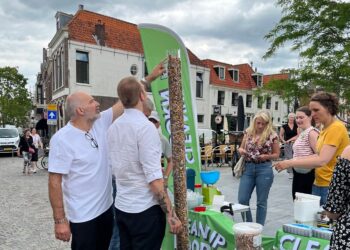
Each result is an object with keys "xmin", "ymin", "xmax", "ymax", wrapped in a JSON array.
[
  {"xmin": 294, "ymin": 192, "xmax": 321, "ymax": 225},
  {"xmin": 233, "ymin": 222, "xmax": 263, "ymax": 250}
]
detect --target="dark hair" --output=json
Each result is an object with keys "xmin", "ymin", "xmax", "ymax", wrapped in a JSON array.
[
  {"xmin": 117, "ymin": 77, "xmax": 142, "ymax": 108},
  {"xmin": 310, "ymin": 92, "xmax": 338, "ymax": 116},
  {"xmin": 296, "ymin": 106, "xmax": 315, "ymax": 126},
  {"xmin": 296, "ymin": 106, "xmax": 311, "ymax": 116}
]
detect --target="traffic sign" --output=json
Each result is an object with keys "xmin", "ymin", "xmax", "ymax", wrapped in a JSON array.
[
  {"xmin": 47, "ymin": 104, "xmax": 57, "ymax": 111},
  {"xmin": 47, "ymin": 103, "xmax": 57, "ymax": 125},
  {"xmin": 48, "ymin": 111, "xmax": 57, "ymax": 120}
]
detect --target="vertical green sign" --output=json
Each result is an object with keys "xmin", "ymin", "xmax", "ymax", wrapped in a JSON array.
[{"xmin": 138, "ymin": 24, "xmax": 201, "ymax": 185}]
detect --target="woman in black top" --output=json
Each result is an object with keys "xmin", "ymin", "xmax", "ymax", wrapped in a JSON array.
[
  {"xmin": 279, "ymin": 113, "xmax": 298, "ymax": 177},
  {"xmin": 17, "ymin": 129, "xmax": 34, "ymax": 175}
]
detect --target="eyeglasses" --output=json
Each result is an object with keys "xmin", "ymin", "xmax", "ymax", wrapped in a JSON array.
[{"xmin": 85, "ymin": 131, "xmax": 99, "ymax": 149}]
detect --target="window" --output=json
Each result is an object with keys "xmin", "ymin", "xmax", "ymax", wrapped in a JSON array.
[
  {"xmin": 257, "ymin": 75, "xmax": 263, "ymax": 87},
  {"xmin": 227, "ymin": 115, "xmax": 237, "ymax": 131},
  {"xmin": 214, "ymin": 66, "xmax": 225, "ymax": 80},
  {"xmin": 219, "ymin": 67, "xmax": 225, "ymax": 80},
  {"xmin": 247, "ymin": 116, "xmax": 251, "ymax": 127},
  {"xmin": 246, "ymin": 95, "xmax": 252, "ymax": 108},
  {"xmin": 252, "ymin": 73, "xmax": 263, "ymax": 87},
  {"xmin": 130, "ymin": 64, "xmax": 138, "ymax": 75},
  {"xmin": 196, "ymin": 73, "xmax": 203, "ymax": 98},
  {"xmin": 275, "ymin": 101, "xmax": 279, "ymax": 110},
  {"xmin": 60, "ymin": 49, "xmax": 64, "ymax": 88},
  {"xmin": 217, "ymin": 90, "xmax": 225, "ymax": 105},
  {"xmin": 257, "ymin": 96, "xmax": 263, "ymax": 109},
  {"xmin": 197, "ymin": 115, "xmax": 204, "ymax": 123},
  {"xmin": 231, "ymin": 92, "xmax": 239, "ymax": 106},
  {"xmin": 76, "ymin": 51, "xmax": 89, "ymax": 84},
  {"xmin": 266, "ymin": 97, "xmax": 271, "ymax": 109},
  {"xmin": 228, "ymin": 69, "xmax": 239, "ymax": 82},
  {"xmin": 53, "ymin": 56, "xmax": 57, "ymax": 90}
]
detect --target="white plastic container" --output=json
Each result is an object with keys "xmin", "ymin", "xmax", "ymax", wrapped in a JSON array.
[
  {"xmin": 233, "ymin": 222, "xmax": 263, "ymax": 250},
  {"xmin": 294, "ymin": 192, "xmax": 321, "ymax": 225}
]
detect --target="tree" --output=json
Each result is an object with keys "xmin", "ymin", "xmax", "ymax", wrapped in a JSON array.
[
  {"xmin": 263, "ymin": 0, "xmax": 350, "ymax": 109},
  {"xmin": 0, "ymin": 66, "xmax": 32, "ymax": 127}
]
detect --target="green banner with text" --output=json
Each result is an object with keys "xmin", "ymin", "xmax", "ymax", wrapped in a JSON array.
[
  {"xmin": 274, "ymin": 229, "xmax": 330, "ymax": 250},
  {"xmin": 138, "ymin": 24, "xmax": 201, "ymax": 186},
  {"xmin": 162, "ymin": 210, "xmax": 275, "ymax": 249}
]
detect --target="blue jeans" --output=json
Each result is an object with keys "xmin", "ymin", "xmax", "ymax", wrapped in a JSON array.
[
  {"xmin": 109, "ymin": 178, "xmax": 120, "ymax": 250},
  {"xmin": 238, "ymin": 161, "xmax": 274, "ymax": 226},
  {"xmin": 312, "ymin": 185, "xmax": 329, "ymax": 206}
]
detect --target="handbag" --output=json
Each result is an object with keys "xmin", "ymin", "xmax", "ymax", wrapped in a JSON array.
[
  {"xmin": 26, "ymin": 139, "xmax": 35, "ymax": 154},
  {"xmin": 28, "ymin": 147, "xmax": 35, "ymax": 154},
  {"xmin": 233, "ymin": 156, "xmax": 245, "ymax": 179}
]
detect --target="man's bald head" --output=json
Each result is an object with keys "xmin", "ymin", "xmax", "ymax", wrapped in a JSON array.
[{"xmin": 65, "ymin": 91, "xmax": 97, "ymax": 120}]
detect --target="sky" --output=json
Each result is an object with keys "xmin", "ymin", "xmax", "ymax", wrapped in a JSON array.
[{"xmin": 0, "ymin": 0, "xmax": 299, "ymax": 91}]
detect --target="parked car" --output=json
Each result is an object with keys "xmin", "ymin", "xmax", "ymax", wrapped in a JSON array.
[{"xmin": 0, "ymin": 127, "xmax": 20, "ymax": 154}]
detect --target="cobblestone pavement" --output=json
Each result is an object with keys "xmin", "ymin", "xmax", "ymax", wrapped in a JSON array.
[
  {"xmin": 0, "ymin": 155, "xmax": 294, "ymax": 249},
  {"xmin": 0, "ymin": 155, "xmax": 70, "ymax": 250}
]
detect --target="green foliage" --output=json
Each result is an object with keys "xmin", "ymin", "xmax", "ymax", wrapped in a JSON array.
[
  {"xmin": 0, "ymin": 67, "xmax": 32, "ymax": 127},
  {"xmin": 264, "ymin": 0, "xmax": 350, "ymax": 107}
]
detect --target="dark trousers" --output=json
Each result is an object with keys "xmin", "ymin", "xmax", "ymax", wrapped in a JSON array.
[
  {"xmin": 292, "ymin": 168, "xmax": 315, "ymax": 200},
  {"xmin": 70, "ymin": 206, "xmax": 114, "ymax": 250},
  {"xmin": 116, "ymin": 205, "xmax": 166, "ymax": 250}
]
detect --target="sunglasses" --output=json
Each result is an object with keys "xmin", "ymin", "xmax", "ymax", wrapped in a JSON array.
[{"xmin": 85, "ymin": 131, "xmax": 99, "ymax": 149}]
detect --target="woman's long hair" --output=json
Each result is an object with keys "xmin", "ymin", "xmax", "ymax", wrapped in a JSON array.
[{"xmin": 246, "ymin": 110, "xmax": 274, "ymax": 144}]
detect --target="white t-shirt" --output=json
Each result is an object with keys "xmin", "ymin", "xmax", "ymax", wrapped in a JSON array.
[
  {"xmin": 31, "ymin": 134, "xmax": 41, "ymax": 148},
  {"xmin": 108, "ymin": 108, "xmax": 163, "ymax": 213},
  {"xmin": 48, "ymin": 108, "xmax": 113, "ymax": 223}
]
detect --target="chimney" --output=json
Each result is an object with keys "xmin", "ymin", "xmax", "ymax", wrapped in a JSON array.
[
  {"xmin": 255, "ymin": 67, "xmax": 257, "ymax": 73},
  {"xmin": 250, "ymin": 61, "xmax": 253, "ymax": 68},
  {"xmin": 79, "ymin": 4, "xmax": 84, "ymax": 10},
  {"xmin": 94, "ymin": 20, "xmax": 106, "ymax": 46}
]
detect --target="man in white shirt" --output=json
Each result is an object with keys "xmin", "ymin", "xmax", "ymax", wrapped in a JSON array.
[
  {"xmin": 108, "ymin": 77, "xmax": 182, "ymax": 249},
  {"xmin": 48, "ymin": 63, "xmax": 165, "ymax": 250}
]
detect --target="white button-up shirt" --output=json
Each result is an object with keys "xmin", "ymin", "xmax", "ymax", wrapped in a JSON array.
[{"xmin": 107, "ymin": 108, "xmax": 163, "ymax": 213}]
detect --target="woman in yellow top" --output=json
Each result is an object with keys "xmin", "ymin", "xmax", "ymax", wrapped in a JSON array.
[{"xmin": 274, "ymin": 92, "xmax": 349, "ymax": 205}]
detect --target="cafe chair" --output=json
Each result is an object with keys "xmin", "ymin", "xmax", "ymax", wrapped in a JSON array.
[{"xmin": 201, "ymin": 145, "xmax": 213, "ymax": 168}]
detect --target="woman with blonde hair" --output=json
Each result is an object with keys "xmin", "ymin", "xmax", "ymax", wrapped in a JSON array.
[{"xmin": 238, "ymin": 110, "xmax": 280, "ymax": 225}]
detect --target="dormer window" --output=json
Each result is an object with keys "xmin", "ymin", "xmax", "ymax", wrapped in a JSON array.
[
  {"xmin": 214, "ymin": 65, "xmax": 225, "ymax": 80},
  {"xmin": 228, "ymin": 68, "xmax": 239, "ymax": 82},
  {"xmin": 252, "ymin": 73, "xmax": 263, "ymax": 87}
]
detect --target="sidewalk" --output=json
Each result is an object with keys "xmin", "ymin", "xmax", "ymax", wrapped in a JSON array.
[
  {"xmin": 0, "ymin": 156, "xmax": 70, "ymax": 250},
  {"xmin": 211, "ymin": 164, "xmax": 294, "ymax": 236},
  {"xmin": 0, "ymin": 156, "xmax": 295, "ymax": 249}
]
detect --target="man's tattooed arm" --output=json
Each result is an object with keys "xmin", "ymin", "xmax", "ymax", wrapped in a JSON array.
[{"xmin": 150, "ymin": 178, "xmax": 182, "ymax": 234}]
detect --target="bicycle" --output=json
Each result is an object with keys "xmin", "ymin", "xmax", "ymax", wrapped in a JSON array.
[{"xmin": 38, "ymin": 146, "xmax": 49, "ymax": 170}]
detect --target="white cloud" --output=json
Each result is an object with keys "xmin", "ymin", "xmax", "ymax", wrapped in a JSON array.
[{"xmin": 0, "ymin": 0, "xmax": 298, "ymax": 88}]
